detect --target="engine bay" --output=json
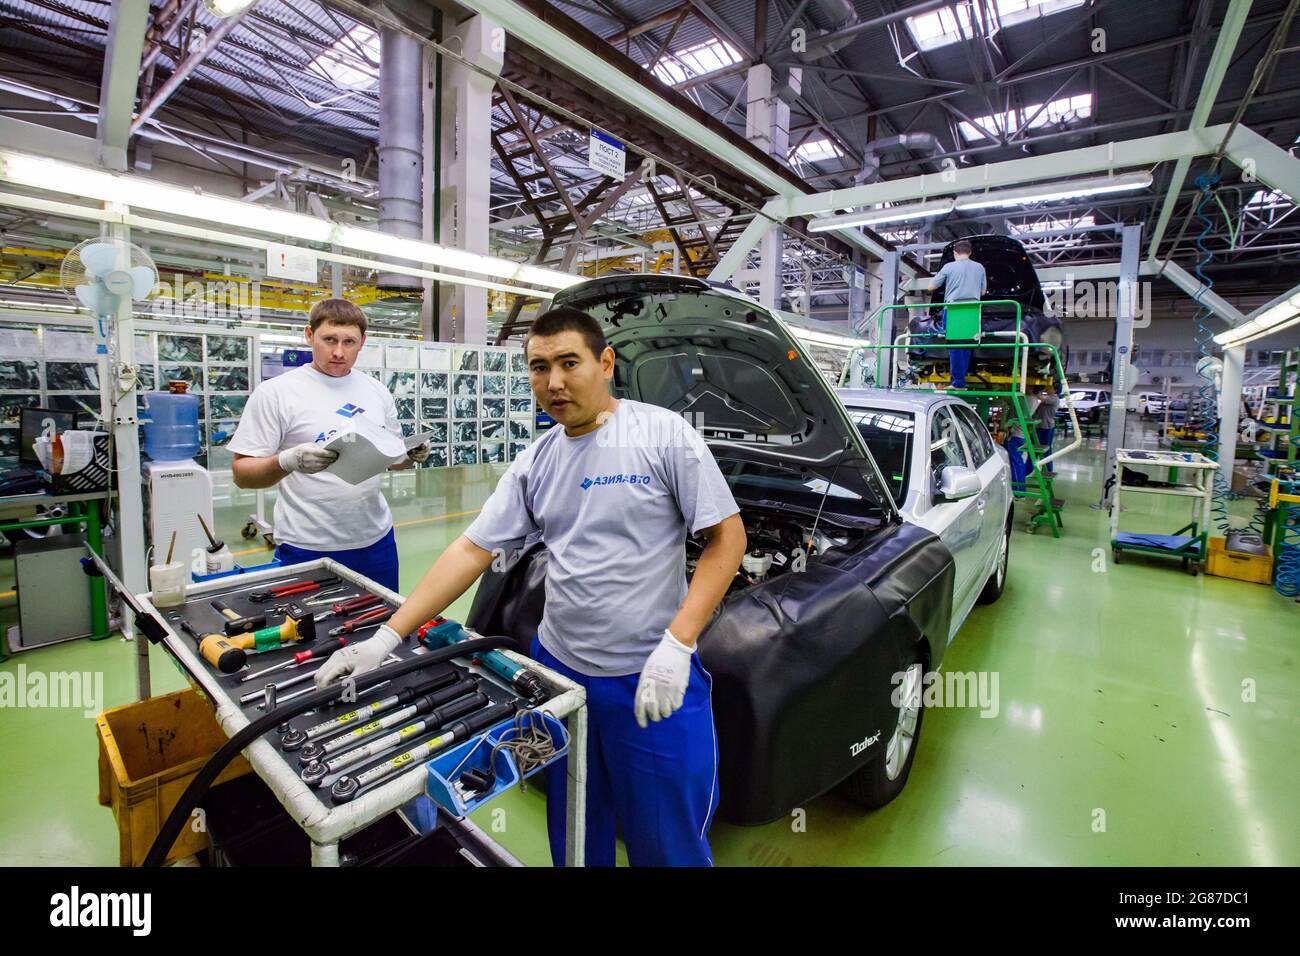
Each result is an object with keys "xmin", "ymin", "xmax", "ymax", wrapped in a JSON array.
[{"xmin": 687, "ymin": 510, "xmax": 862, "ymax": 593}]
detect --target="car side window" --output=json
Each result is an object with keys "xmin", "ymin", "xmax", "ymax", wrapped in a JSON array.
[
  {"xmin": 954, "ymin": 405, "xmax": 994, "ymax": 465},
  {"xmin": 930, "ymin": 407, "xmax": 969, "ymax": 495}
]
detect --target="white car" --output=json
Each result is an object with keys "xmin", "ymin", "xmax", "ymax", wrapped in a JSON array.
[
  {"xmin": 836, "ymin": 388, "xmax": 1013, "ymax": 636},
  {"xmin": 1066, "ymin": 386, "xmax": 1111, "ymax": 424},
  {"xmin": 1133, "ymin": 391, "xmax": 1170, "ymax": 416}
]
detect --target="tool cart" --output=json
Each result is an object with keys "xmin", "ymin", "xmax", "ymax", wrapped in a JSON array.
[
  {"xmin": 1109, "ymin": 448, "xmax": 1218, "ymax": 574},
  {"xmin": 98, "ymin": 555, "xmax": 588, "ymax": 866}
]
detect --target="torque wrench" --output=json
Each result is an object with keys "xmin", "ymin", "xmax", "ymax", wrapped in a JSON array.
[
  {"xmin": 281, "ymin": 670, "xmax": 462, "ymax": 750},
  {"xmin": 302, "ymin": 692, "xmax": 489, "ymax": 787},
  {"xmin": 298, "ymin": 678, "xmax": 480, "ymax": 764}
]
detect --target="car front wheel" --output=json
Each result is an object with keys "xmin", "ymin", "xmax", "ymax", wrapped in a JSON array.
[
  {"xmin": 839, "ymin": 655, "xmax": 926, "ymax": 810},
  {"xmin": 977, "ymin": 513, "xmax": 1012, "ymax": 604}
]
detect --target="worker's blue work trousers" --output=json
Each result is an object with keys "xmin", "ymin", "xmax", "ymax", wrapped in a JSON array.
[
  {"xmin": 948, "ymin": 347, "xmax": 971, "ymax": 389},
  {"xmin": 941, "ymin": 307, "xmax": 971, "ymax": 389},
  {"xmin": 1036, "ymin": 427, "xmax": 1056, "ymax": 475},
  {"xmin": 274, "ymin": 527, "xmax": 399, "ymax": 591},
  {"xmin": 529, "ymin": 636, "xmax": 719, "ymax": 867},
  {"xmin": 1005, "ymin": 436, "xmax": 1029, "ymax": 492}
]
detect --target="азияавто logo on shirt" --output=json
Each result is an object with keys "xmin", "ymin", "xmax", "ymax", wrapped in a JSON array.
[
  {"xmin": 580, "ymin": 474, "xmax": 651, "ymax": 490},
  {"xmin": 335, "ymin": 403, "xmax": 365, "ymax": 418}
]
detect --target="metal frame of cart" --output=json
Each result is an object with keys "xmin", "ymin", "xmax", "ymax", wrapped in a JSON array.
[
  {"xmin": 1109, "ymin": 449, "xmax": 1218, "ymax": 574},
  {"xmin": 135, "ymin": 557, "xmax": 590, "ymax": 867}
]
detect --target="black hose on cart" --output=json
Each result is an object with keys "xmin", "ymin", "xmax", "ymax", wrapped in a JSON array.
[{"xmin": 142, "ymin": 636, "xmax": 512, "ymax": 867}]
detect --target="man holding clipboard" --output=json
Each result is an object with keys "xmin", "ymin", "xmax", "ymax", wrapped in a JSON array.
[{"xmin": 228, "ymin": 298, "xmax": 430, "ymax": 590}]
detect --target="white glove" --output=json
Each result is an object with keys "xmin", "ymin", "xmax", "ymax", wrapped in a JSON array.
[
  {"xmin": 406, "ymin": 441, "xmax": 432, "ymax": 464},
  {"xmin": 313, "ymin": 624, "xmax": 403, "ymax": 688},
  {"xmin": 634, "ymin": 629, "xmax": 694, "ymax": 729},
  {"xmin": 278, "ymin": 442, "xmax": 339, "ymax": 475}
]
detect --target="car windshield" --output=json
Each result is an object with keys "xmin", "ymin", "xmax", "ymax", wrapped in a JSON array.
[
  {"xmin": 714, "ymin": 458, "xmax": 882, "ymax": 521},
  {"xmin": 1070, "ymin": 390, "xmax": 1096, "ymax": 402},
  {"xmin": 844, "ymin": 408, "xmax": 914, "ymax": 505}
]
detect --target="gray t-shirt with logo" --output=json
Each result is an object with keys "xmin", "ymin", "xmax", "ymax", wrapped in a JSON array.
[
  {"xmin": 464, "ymin": 399, "xmax": 739, "ymax": 677},
  {"xmin": 932, "ymin": 258, "xmax": 987, "ymax": 303}
]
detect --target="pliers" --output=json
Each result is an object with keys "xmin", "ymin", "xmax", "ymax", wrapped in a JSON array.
[
  {"xmin": 325, "ymin": 593, "xmax": 383, "ymax": 616},
  {"xmin": 248, "ymin": 576, "xmax": 341, "ymax": 604},
  {"xmin": 328, "ymin": 605, "xmax": 394, "ymax": 636}
]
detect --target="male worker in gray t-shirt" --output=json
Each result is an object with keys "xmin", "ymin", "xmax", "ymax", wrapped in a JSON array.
[
  {"xmin": 928, "ymin": 239, "xmax": 987, "ymax": 389},
  {"xmin": 314, "ymin": 306, "xmax": 747, "ymax": 867}
]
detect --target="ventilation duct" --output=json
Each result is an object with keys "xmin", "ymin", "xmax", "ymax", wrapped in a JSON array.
[
  {"xmin": 854, "ymin": 133, "xmax": 943, "ymax": 183},
  {"xmin": 377, "ymin": 28, "xmax": 424, "ymax": 293},
  {"xmin": 800, "ymin": 0, "xmax": 859, "ymax": 61}
]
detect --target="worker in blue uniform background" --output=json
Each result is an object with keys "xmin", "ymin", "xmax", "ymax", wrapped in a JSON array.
[
  {"xmin": 928, "ymin": 239, "xmax": 987, "ymax": 390},
  {"xmin": 315, "ymin": 306, "xmax": 748, "ymax": 867}
]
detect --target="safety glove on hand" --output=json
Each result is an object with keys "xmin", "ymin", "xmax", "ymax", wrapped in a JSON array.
[
  {"xmin": 634, "ymin": 629, "xmax": 694, "ymax": 729},
  {"xmin": 278, "ymin": 443, "xmax": 339, "ymax": 475},
  {"xmin": 314, "ymin": 624, "xmax": 403, "ymax": 688}
]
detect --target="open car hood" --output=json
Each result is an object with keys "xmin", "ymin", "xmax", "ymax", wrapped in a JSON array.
[
  {"xmin": 550, "ymin": 274, "xmax": 896, "ymax": 515},
  {"xmin": 930, "ymin": 234, "xmax": 1047, "ymax": 316}
]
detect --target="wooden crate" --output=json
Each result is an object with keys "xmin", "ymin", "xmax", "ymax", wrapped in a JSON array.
[{"xmin": 96, "ymin": 688, "xmax": 252, "ymax": 867}]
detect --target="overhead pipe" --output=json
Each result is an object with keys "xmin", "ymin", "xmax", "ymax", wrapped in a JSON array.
[
  {"xmin": 377, "ymin": 28, "xmax": 424, "ymax": 292},
  {"xmin": 799, "ymin": 0, "xmax": 859, "ymax": 61},
  {"xmin": 854, "ymin": 132, "xmax": 942, "ymax": 183}
]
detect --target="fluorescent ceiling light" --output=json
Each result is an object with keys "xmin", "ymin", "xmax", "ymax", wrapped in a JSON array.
[
  {"xmin": 1214, "ymin": 288, "xmax": 1300, "ymax": 347},
  {"xmin": 955, "ymin": 172, "xmax": 1151, "ymax": 210},
  {"xmin": 790, "ymin": 327, "xmax": 869, "ymax": 350},
  {"xmin": 0, "ymin": 149, "xmax": 579, "ymax": 290},
  {"xmin": 809, "ymin": 198, "xmax": 956, "ymax": 231}
]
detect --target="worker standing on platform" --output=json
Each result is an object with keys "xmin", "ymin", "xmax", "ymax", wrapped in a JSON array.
[{"xmin": 927, "ymin": 240, "xmax": 987, "ymax": 390}]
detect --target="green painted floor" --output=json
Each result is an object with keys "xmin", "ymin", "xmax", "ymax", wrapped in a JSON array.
[{"xmin": 1, "ymin": 430, "xmax": 1297, "ymax": 867}]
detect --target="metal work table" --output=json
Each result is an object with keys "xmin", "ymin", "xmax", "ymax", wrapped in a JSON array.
[
  {"xmin": 135, "ymin": 558, "xmax": 589, "ymax": 867},
  {"xmin": 0, "ymin": 490, "xmax": 113, "ymax": 660}
]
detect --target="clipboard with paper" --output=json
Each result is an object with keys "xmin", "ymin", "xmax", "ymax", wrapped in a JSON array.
[{"xmin": 322, "ymin": 416, "xmax": 435, "ymax": 485}]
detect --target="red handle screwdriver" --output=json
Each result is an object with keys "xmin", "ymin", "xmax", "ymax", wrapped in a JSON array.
[{"xmin": 238, "ymin": 636, "xmax": 354, "ymax": 683}]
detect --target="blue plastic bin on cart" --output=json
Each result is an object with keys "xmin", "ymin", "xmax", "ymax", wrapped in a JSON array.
[{"xmin": 424, "ymin": 711, "xmax": 568, "ymax": 817}]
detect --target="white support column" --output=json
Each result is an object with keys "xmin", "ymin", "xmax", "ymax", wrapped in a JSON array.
[
  {"xmin": 1102, "ymin": 224, "xmax": 1142, "ymax": 508},
  {"xmin": 437, "ymin": 15, "xmax": 502, "ymax": 343},
  {"xmin": 745, "ymin": 64, "xmax": 798, "ymax": 310},
  {"xmin": 875, "ymin": 251, "xmax": 900, "ymax": 387},
  {"xmin": 107, "ymin": 204, "xmax": 149, "ymax": 696},
  {"xmin": 1218, "ymin": 343, "xmax": 1245, "ymax": 490}
]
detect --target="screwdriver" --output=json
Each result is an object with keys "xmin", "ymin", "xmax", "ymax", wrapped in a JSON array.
[{"xmin": 238, "ymin": 635, "xmax": 358, "ymax": 684}]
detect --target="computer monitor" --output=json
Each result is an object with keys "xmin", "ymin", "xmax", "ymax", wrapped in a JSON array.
[{"xmin": 19, "ymin": 408, "xmax": 77, "ymax": 468}]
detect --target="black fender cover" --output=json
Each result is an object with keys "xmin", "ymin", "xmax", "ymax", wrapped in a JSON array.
[{"xmin": 465, "ymin": 520, "xmax": 954, "ymax": 826}]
